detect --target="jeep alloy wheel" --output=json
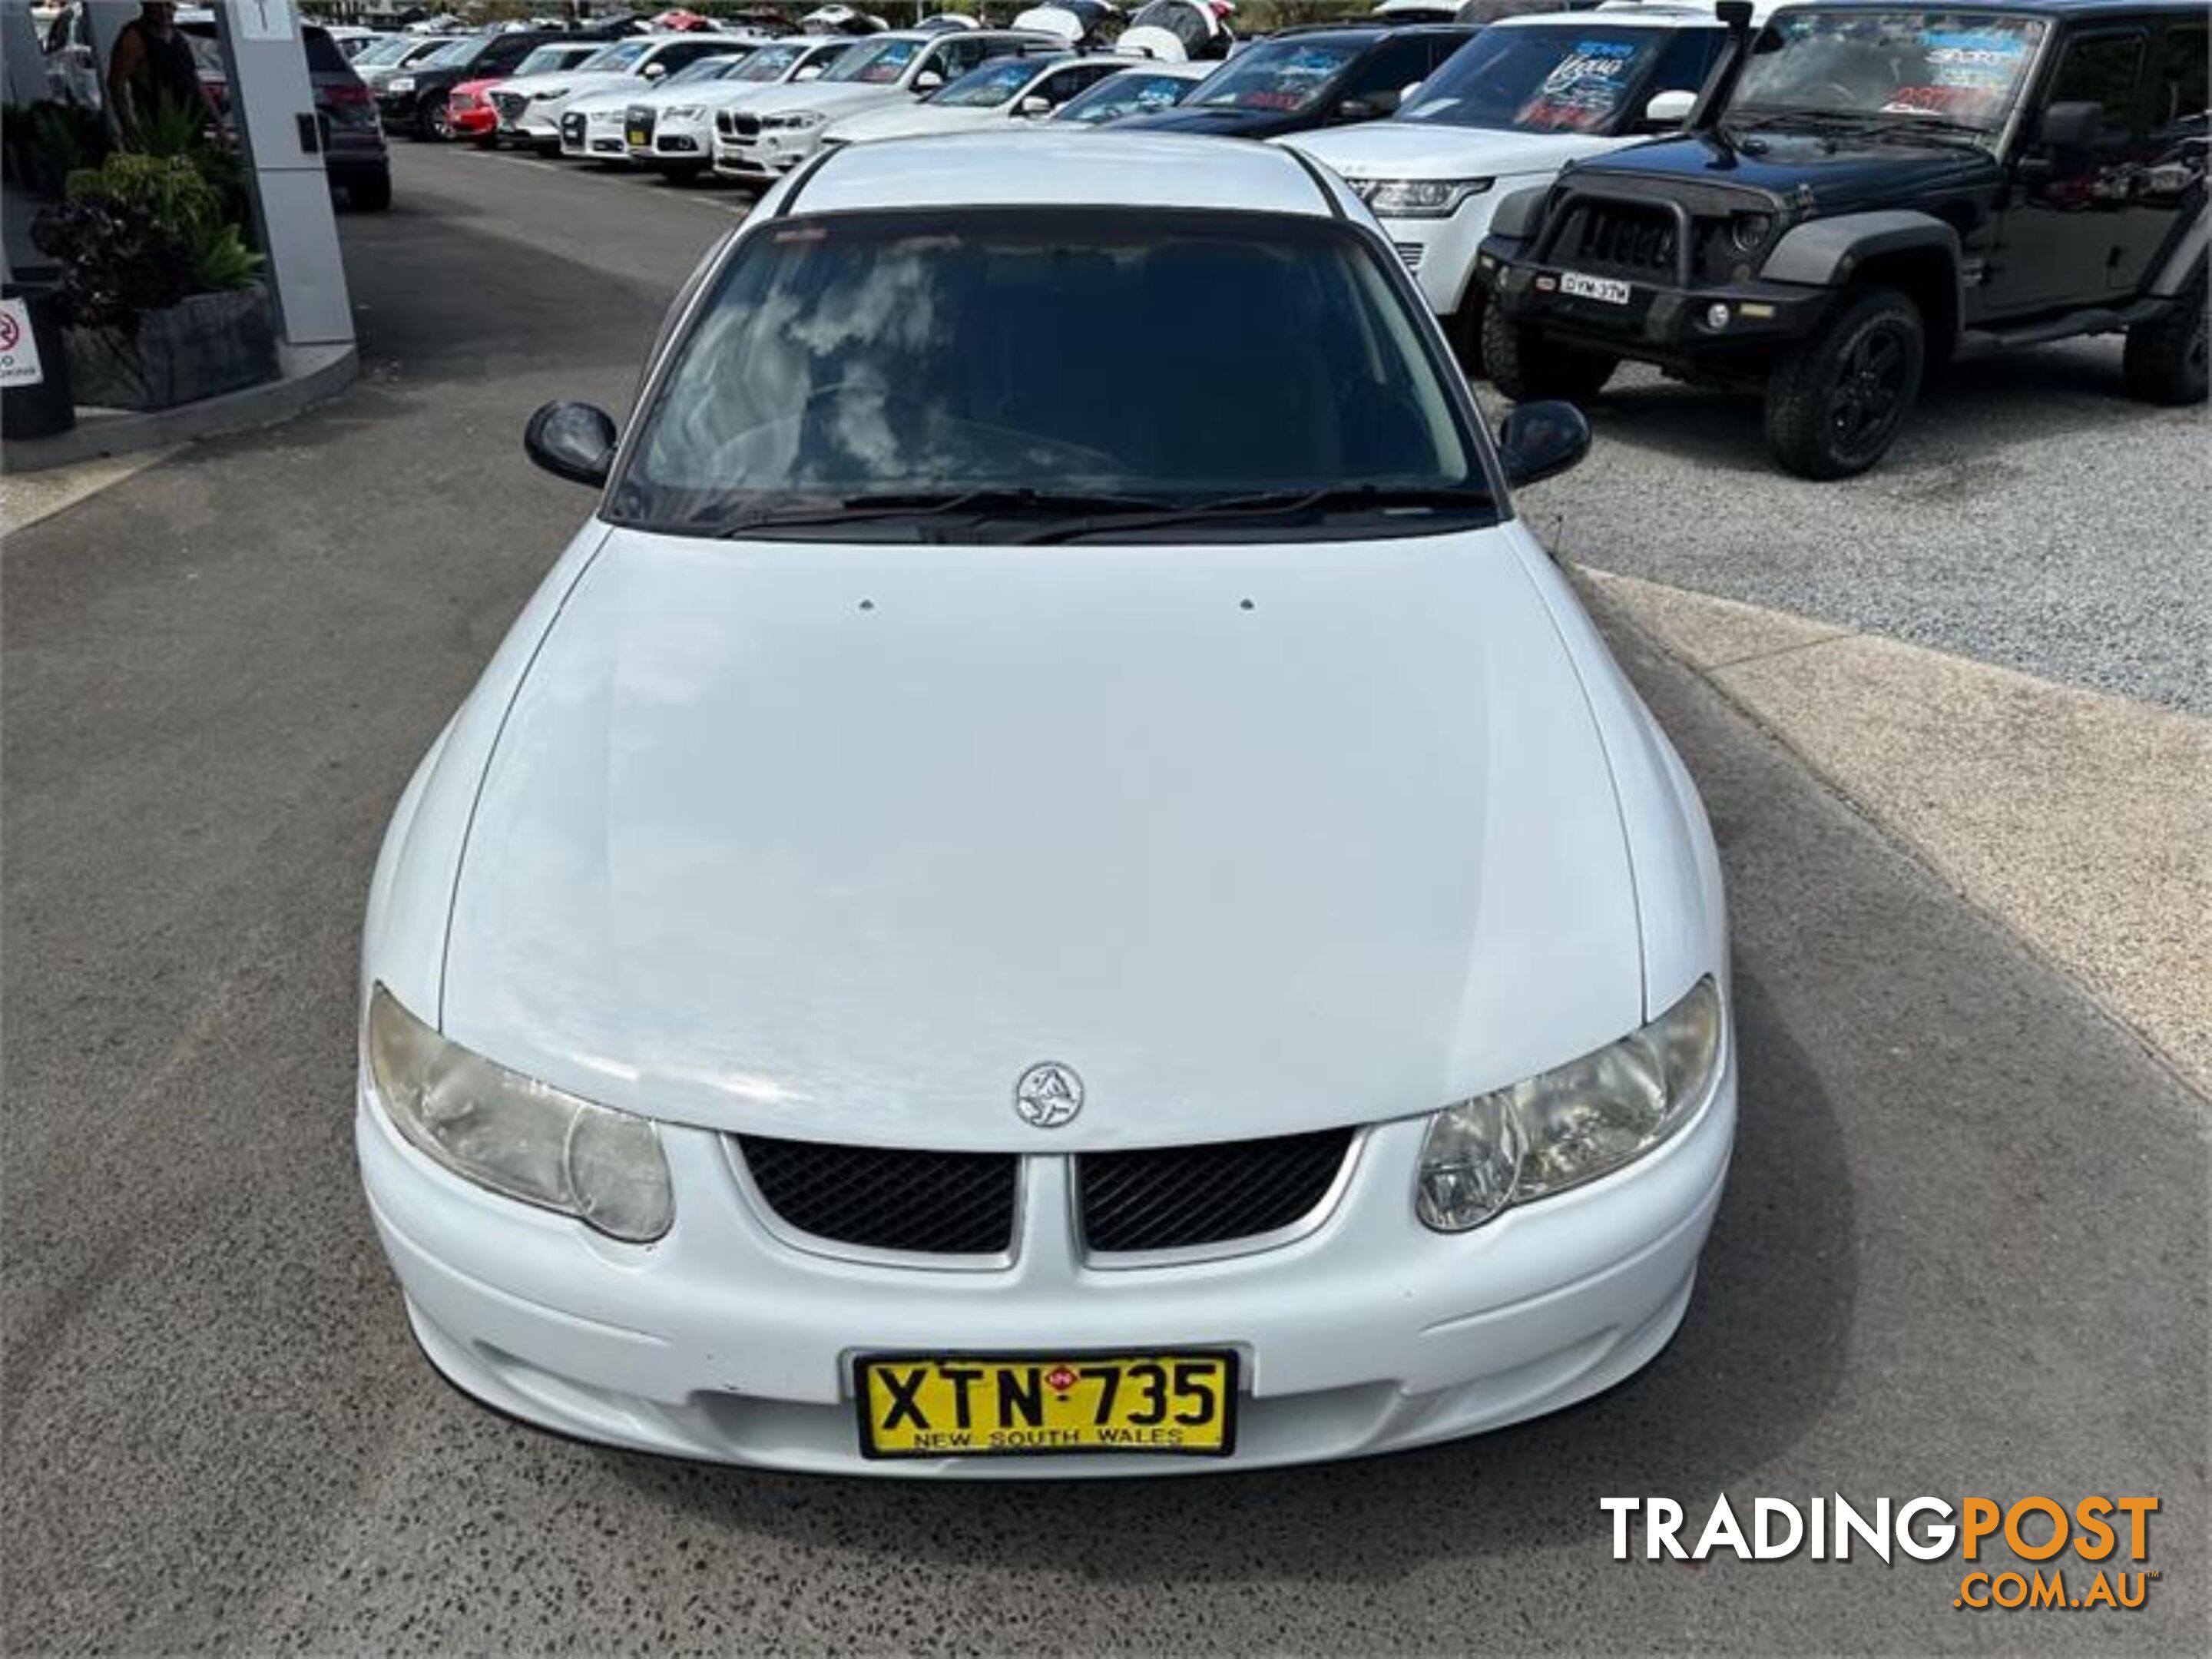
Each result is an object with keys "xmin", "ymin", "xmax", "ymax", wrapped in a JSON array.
[{"xmin": 1763, "ymin": 286, "xmax": 1926, "ymax": 480}]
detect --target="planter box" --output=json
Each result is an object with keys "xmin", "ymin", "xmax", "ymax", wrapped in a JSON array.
[{"xmin": 64, "ymin": 284, "xmax": 276, "ymax": 412}]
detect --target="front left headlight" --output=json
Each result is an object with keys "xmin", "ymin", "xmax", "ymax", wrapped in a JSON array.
[
  {"xmin": 1356, "ymin": 177, "xmax": 1493, "ymax": 219},
  {"xmin": 764, "ymin": 110, "xmax": 824, "ymax": 131},
  {"xmin": 662, "ymin": 104, "xmax": 704, "ymax": 121},
  {"xmin": 1416, "ymin": 976, "xmax": 1723, "ymax": 1233},
  {"xmin": 389, "ymin": 75, "xmax": 416, "ymax": 93},
  {"xmin": 365, "ymin": 985, "xmax": 674, "ymax": 1243}
]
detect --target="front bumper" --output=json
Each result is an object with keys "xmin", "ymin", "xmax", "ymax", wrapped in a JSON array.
[
  {"xmin": 359, "ymin": 1048, "xmax": 1736, "ymax": 1476},
  {"xmin": 1480, "ymin": 237, "xmax": 1832, "ymax": 369},
  {"xmin": 635, "ymin": 113, "xmax": 711, "ymax": 164},
  {"xmin": 1374, "ymin": 195, "xmax": 1498, "ymax": 319},
  {"xmin": 712, "ymin": 127, "xmax": 814, "ymax": 180},
  {"xmin": 564, "ymin": 113, "xmax": 630, "ymax": 158},
  {"xmin": 450, "ymin": 104, "xmax": 495, "ymax": 137}
]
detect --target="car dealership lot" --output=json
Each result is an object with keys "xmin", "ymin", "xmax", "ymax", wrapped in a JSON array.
[{"xmin": 2, "ymin": 144, "xmax": 2205, "ymax": 1653}]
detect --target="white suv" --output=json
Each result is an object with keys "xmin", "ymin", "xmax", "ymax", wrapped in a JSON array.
[
  {"xmin": 1282, "ymin": 2, "xmax": 1742, "ymax": 366},
  {"xmin": 629, "ymin": 37, "xmax": 859, "ymax": 173},
  {"xmin": 711, "ymin": 28, "xmax": 1058, "ymax": 181}
]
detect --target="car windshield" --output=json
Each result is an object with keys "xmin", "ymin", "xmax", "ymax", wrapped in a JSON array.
[
  {"xmin": 826, "ymin": 38, "xmax": 924, "ymax": 84},
  {"xmin": 1190, "ymin": 40, "xmax": 1359, "ymax": 113},
  {"xmin": 581, "ymin": 40, "xmax": 654, "ymax": 73},
  {"xmin": 513, "ymin": 45, "xmax": 578, "ymax": 76},
  {"xmin": 615, "ymin": 210, "xmax": 1488, "ymax": 541},
  {"xmin": 931, "ymin": 58, "xmax": 1040, "ymax": 107},
  {"xmin": 666, "ymin": 54, "xmax": 744, "ymax": 85},
  {"xmin": 1054, "ymin": 68, "xmax": 1195, "ymax": 122},
  {"xmin": 422, "ymin": 37, "xmax": 486, "ymax": 68},
  {"xmin": 737, "ymin": 42, "xmax": 806, "ymax": 80},
  {"xmin": 1730, "ymin": 8, "xmax": 2048, "ymax": 134},
  {"xmin": 1404, "ymin": 25, "xmax": 1671, "ymax": 132}
]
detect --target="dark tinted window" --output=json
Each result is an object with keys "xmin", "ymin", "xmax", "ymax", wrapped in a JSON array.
[
  {"xmin": 1648, "ymin": 27, "xmax": 1725, "ymax": 96},
  {"xmin": 1342, "ymin": 36, "xmax": 1440, "ymax": 100},
  {"xmin": 303, "ymin": 27, "xmax": 351, "ymax": 75},
  {"xmin": 617, "ymin": 211, "xmax": 1484, "ymax": 536},
  {"xmin": 2048, "ymin": 30, "xmax": 2146, "ymax": 133},
  {"xmin": 2151, "ymin": 21, "xmax": 2206, "ymax": 135}
]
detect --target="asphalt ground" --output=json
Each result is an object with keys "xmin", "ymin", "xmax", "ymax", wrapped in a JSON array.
[{"xmin": 2, "ymin": 144, "xmax": 2207, "ymax": 1654}]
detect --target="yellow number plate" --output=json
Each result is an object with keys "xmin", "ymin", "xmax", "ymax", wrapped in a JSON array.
[{"xmin": 856, "ymin": 1351, "xmax": 1238, "ymax": 1459}]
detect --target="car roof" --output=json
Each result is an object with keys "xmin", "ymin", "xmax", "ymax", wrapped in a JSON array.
[
  {"xmin": 1254, "ymin": 24, "xmax": 1475, "ymax": 45},
  {"xmin": 1772, "ymin": 0, "xmax": 2200, "ymax": 15},
  {"xmin": 793, "ymin": 131, "xmax": 1343, "ymax": 218},
  {"xmin": 1492, "ymin": 2, "xmax": 1738, "ymax": 28}
]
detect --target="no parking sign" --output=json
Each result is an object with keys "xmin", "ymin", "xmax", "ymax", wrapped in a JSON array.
[{"xmin": 0, "ymin": 298, "xmax": 44, "ymax": 388}]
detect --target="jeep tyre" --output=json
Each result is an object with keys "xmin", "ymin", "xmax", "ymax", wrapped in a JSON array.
[
  {"xmin": 1763, "ymin": 285, "xmax": 1925, "ymax": 479},
  {"xmin": 1445, "ymin": 292, "xmax": 1486, "ymax": 378},
  {"xmin": 2121, "ymin": 263, "xmax": 2209, "ymax": 407},
  {"xmin": 1479, "ymin": 305, "xmax": 1616, "ymax": 403}
]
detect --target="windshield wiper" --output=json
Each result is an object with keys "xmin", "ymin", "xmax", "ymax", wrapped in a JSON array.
[
  {"xmin": 1014, "ymin": 484, "xmax": 1496, "ymax": 545},
  {"xmin": 714, "ymin": 487, "xmax": 1177, "ymax": 538}
]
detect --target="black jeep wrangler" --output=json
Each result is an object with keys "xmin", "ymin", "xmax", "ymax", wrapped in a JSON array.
[{"xmin": 1475, "ymin": 0, "xmax": 2208, "ymax": 477}]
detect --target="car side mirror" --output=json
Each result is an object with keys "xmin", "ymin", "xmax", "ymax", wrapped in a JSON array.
[
  {"xmin": 915, "ymin": 69, "xmax": 944, "ymax": 93},
  {"xmin": 2036, "ymin": 99, "xmax": 2102, "ymax": 147},
  {"xmin": 1017, "ymin": 93, "xmax": 1051, "ymax": 116},
  {"xmin": 796, "ymin": 64, "xmax": 824, "ymax": 81},
  {"xmin": 1642, "ymin": 88, "xmax": 1696, "ymax": 128},
  {"xmin": 644, "ymin": 61, "xmax": 667, "ymax": 79},
  {"xmin": 1400, "ymin": 80, "xmax": 1422, "ymax": 107},
  {"xmin": 1497, "ymin": 399, "xmax": 1591, "ymax": 487},
  {"xmin": 1337, "ymin": 95, "xmax": 1380, "ymax": 121},
  {"xmin": 525, "ymin": 400, "xmax": 619, "ymax": 488}
]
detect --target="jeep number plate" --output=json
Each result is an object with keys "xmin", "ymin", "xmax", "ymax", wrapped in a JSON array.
[{"xmin": 1561, "ymin": 271, "xmax": 1632, "ymax": 305}]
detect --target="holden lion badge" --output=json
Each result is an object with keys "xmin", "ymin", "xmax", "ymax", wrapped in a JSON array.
[{"xmin": 1013, "ymin": 1061, "xmax": 1084, "ymax": 1129}]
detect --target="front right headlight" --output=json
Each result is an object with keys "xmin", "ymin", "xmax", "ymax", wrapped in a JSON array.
[
  {"xmin": 365, "ymin": 985, "xmax": 674, "ymax": 1243},
  {"xmin": 1356, "ymin": 177, "xmax": 1494, "ymax": 219},
  {"xmin": 662, "ymin": 104, "xmax": 704, "ymax": 121},
  {"xmin": 1416, "ymin": 976, "xmax": 1723, "ymax": 1232},
  {"xmin": 389, "ymin": 75, "xmax": 416, "ymax": 93}
]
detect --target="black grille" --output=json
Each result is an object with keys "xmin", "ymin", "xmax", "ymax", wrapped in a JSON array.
[
  {"xmin": 560, "ymin": 111, "xmax": 584, "ymax": 143},
  {"xmin": 626, "ymin": 104, "xmax": 656, "ymax": 141},
  {"xmin": 730, "ymin": 111, "xmax": 761, "ymax": 137},
  {"xmin": 492, "ymin": 91, "xmax": 526, "ymax": 121},
  {"xmin": 1559, "ymin": 200, "xmax": 1678, "ymax": 276},
  {"xmin": 737, "ymin": 1136, "xmax": 1017, "ymax": 1255},
  {"xmin": 1078, "ymin": 1129, "xmax": 1353, "ymax": 1254}
]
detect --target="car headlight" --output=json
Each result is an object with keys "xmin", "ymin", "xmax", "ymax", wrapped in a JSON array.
[
  {"xmin": 365, "ymin": 985, "xmax": 674, "ymax": 1243},
  {"xmin": 538, "ymin": 85, "xmax": 569, "ymax": 101},
  {"xmin": 1415, "ymin": 976, "xmax": 1723, "ymax": 1232},
  {"xmin": 764, "ymin": 110, "xmax": 824, "ymax": 131},
  {"xmin": 663, "ymin": 104, "xmax": 704, "ymax": 121},
  {"xmin": 389, "ymin": 75, "xmax": 416, "ymax": 93},
  {"xmin": 1355, "ymin": 177, "xmax": 1493, "ymax": 219}
]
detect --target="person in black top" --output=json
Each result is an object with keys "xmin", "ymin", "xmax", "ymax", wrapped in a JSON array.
[{"xmin": 104, "ymin": 3, "xmax": 220, "ymax": 146}]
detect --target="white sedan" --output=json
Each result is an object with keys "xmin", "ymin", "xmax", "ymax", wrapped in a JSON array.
[
  {"xmin": 820, "ymin": 55, "xmax": 1137, "ymax": 147},
  {"xmin": 358, "ymin": 131, "xmax": 1734, "ymax": 1475}
]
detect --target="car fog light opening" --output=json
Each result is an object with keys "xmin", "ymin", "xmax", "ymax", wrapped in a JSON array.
[
  {"xmin": 1706, "ymin": 303, "xmax": 1732, "ymax": 331},
  {"xmin": 1415, "ymin": 977, "xmax": 1722, "ymax": 1233},
  {"xmin": 366, "ymin": 985, "xmax": 674, "ymax": 1243}
]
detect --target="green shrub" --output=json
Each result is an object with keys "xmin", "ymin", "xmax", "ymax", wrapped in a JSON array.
[{"xmin": 65, "ymin": 154, "xmax": 263, "ymax": 293}]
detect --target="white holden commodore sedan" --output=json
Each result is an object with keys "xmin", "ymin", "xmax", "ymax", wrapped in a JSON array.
[{"xmin": 359, "ymin": 131, "xmax": 1734, "ymax": 1475}]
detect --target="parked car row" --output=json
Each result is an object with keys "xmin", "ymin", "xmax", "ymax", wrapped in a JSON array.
[{"xmin": 406, "ymin": 0, "xmax": 2205, "ymax": 477}]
